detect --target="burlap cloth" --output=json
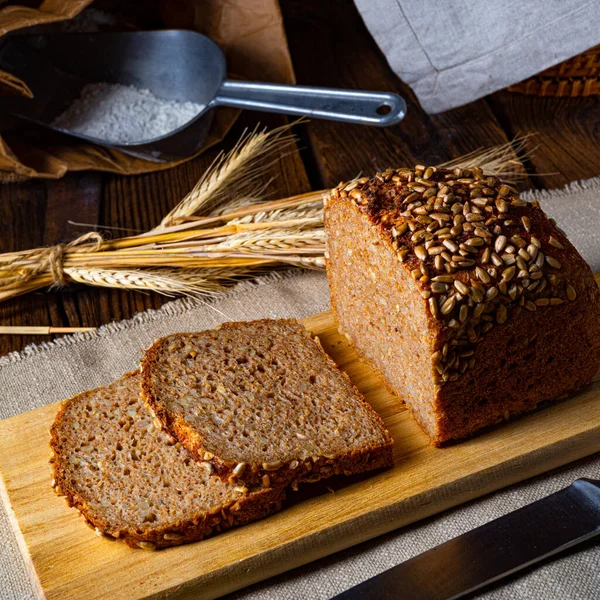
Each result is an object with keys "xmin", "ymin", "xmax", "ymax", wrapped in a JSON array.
[{"xmin": 1, "ymin": 177, "xmax": 599, "ymax": 599}]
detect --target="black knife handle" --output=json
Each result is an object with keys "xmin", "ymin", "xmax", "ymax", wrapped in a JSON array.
[{"xmin": 333, "ymin": 479, "xmax": 600, "ymax": 600}]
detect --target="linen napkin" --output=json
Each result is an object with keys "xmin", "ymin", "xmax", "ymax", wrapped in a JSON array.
[{"xmin": 353, "ymin": 0, "xmax": 600, "ymax": 113}]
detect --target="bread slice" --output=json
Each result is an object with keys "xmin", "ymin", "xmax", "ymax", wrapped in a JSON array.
[
  {"xmin": 50, "ymin": 372, "xmax": 285, "ymax": 549},
  {"xmin": 140, "ymin": 319, "xmax": 393, "ymax": 488},
  {"xmin": 325, "ymin": 165, "xmax": 600, "ymax": 445}
]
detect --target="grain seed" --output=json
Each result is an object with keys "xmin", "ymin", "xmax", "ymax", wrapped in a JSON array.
[
  {"xmin": 496, "ymin": 305, "xmax": 508, "ymax": 324},
  {"xmin": 496, "ymin": 198, "xmax": 509, "ymax": 212},
  {"xmin": 429, "ymin": 297, "xmax": 439, "ymax": 318},
  {"xmin": 466, "ymin": 213, "xmax": 484, "ymax": 222},
  {"xmin": 535, "ymin": 252, "xmax": 545, "ymax": 269},
  {"xmin": 464, "ymin": 237, "xmax": 485, "ymax": 247},
  {"xmin": 518, "ymin": 248, "xmax": 530, "ymax": 261},
  {"xmin": 475, "ymin": 266, "xmax": 491, "ymax": 283},
  {"xmin": 415, "ymin": 245, "xmax": 428, "ymax": 261},
  {"xmin": 457, "ymin": 259, "xmax": 476, "ymax": 268},
  {"xmin": 397, "ymin": 222, "xmax": 409, "ymax": 236},
  {"xmin": 469, "ymin": 286, "xmax": 485, "ymax": 303},
  {"xmin": 548, "ymin": 236, "xmax": 564, "ymax": 249},
  {"xmin": 474, "ymin": 227, "xmax": 491, "ymax": 238},
  {"xmin": 454, "ymin": 280, "xmax": 470, "ymax": 295},
  {"xmin": 428, "ymin": 246, "xmax": 445, "ymax": 256},
  {"xmin": 262, "ymin": 461, "xmax": 283, "ymax": 471},
  {"xmin": 233, "ymin": 462, "xmax": 247, "ymax": 477},
  {"xmin": 441, "ymin": 296, "xmax": 457, "ymax": 315},
  {"xmin": 443, "ymin": 239, "xmax": 459, "ymax": 253},
  {"xmin": 138, "ymin": 541, "xmax": 157, "ymax": 550},
  {"xmin": 527, "ymin": 243, "xmax": 539, "ymax": 260},
  {"xmin": 511, "ymin": 235, "xmax": 526, "ymax": 248},
  {"xmin": 494, "ymin": 235, "xmax": 507, "ymax": 253},
  {"xmin": 472, "ymin": 304, "xmax": 485, "ymax": 320}
]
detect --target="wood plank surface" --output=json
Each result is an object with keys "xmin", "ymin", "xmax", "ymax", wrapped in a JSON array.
[
  {"xmin": 487, "ymin": 92, "xmax": 600, "ymax": 190},
  {"xmin": 1, "ymin": 310, "xmax": 599, "ymax": 600},
  {"xmin": 1, "ymin": 0, "xmax": 599, "ymax": 359},
  {"xmin": 280, "ymin": 0, "xmax": 512, "ymax": 188}
]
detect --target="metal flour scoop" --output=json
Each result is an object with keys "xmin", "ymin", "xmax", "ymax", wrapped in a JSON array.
[{"xmin": 0, "ymin": 30, "xmax": 406, "ymax": 161}]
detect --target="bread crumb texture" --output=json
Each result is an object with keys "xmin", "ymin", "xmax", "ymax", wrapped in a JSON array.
[
  {"xmin": 50, "ymin": 372, "xmax": 285, "ymax": 549},
  {"xmin": 325, "ymin": 165, "xmax": 600, "ymax": 445},
  {"xmin": 141, "ymin": 319, "xmax": 393, "ymax": 487}
]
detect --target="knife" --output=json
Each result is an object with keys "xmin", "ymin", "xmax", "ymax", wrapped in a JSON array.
[{"xmin": 333, "ymin": 478, "xmax": 600, "ymax": 600}]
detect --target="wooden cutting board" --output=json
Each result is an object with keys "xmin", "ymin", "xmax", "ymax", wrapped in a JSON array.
[{"xmin": 1, "ymin": 310, "xmax": 599, "ymax": 600}]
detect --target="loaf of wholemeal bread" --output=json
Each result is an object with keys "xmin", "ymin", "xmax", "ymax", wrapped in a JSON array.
[
  {"xmin": 50, "ymin": 372, "xmax": 285, "ymax": 549},
  {"xmin": 141, "ymin": 318, "xmax": 393, "ymax": 488},
  {"xmin": 325, "ymin": 165, "xmax": 600, "ymax": 445}
]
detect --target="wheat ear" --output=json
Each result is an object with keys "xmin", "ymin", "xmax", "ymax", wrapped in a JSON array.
[
  {"xmin": 156, "ymin": 124, "xmax": 298, "ymax": 231},
  {"xmin": 439, "ymin": 135, "xmax": 535, "ymax": 183}
]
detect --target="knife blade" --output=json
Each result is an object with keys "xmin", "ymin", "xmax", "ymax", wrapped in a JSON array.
[{"xmin": 333, "ymin": 478, "xmax": 600, "ymax": 600}]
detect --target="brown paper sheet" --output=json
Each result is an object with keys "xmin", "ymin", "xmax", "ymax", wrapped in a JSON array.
[{"xmin": 0, "ymin": 0, "xmax": 294, "ymax": 181}]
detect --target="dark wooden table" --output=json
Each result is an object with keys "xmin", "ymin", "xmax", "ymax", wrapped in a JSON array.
[{"xmin": 1, "ymin": 0, "xmax": 599, "ymax": 357}]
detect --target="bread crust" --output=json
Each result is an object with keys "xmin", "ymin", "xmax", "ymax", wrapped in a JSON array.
[
  {"xmin": 50, "ymin": 372, "xmax": 285, "ymax": 550},
  {"xmin": 325, "ymin": 166, "xmax": 600, "ymax": 445},
  {"xmin": 140, "ymin": 319, "xmax": 394, "ymax": 488}
]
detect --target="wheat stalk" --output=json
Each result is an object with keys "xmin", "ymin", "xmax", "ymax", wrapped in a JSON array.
[
  {"xmin": 66, "ymin": 268, "xmax": 230, "ymax": 297},
  {"xmin": 156, "ymin": 124, "xmax": 298, "ymax": 231},
  {"xmin": 439, "ymin": 135, "xmax": 534, "ymax": 183},
  {"xmin": 0, "ymin": 128, "xmax": 534, "ymax": 304}
]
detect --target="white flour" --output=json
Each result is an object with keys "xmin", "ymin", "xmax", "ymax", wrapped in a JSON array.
[{"xmin": 52, "ymin": 83, "xmax": 205, "ymax": 143}]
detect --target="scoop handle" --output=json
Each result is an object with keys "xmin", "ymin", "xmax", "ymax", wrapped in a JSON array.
[{"xmin": 212, "ymin": 80, "xmax": 406, "ymax": 127}]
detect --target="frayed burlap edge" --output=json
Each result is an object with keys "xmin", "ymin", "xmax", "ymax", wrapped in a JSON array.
[{"xmin": 0, "ymin": 269, "xmax": 312, "ymax": 368}]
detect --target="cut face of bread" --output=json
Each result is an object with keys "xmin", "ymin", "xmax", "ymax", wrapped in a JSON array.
[
  {"xmin": 325, "ymin": 166, "xmax": 600, "ymax": 446},
  {"xmin": 50, "ymin": 372, "xmax": 285, "ymax": 549},
  {"xmin": 141, "ymin": 319, "xmax": 393, "ymax": 488}
]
